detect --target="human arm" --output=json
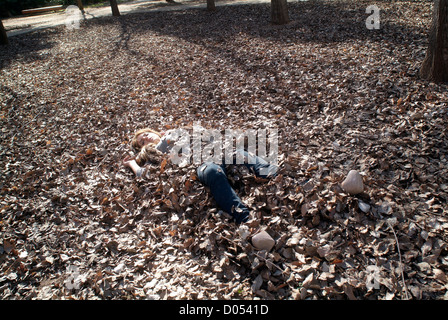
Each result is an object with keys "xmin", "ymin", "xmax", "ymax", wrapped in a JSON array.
[{"xmin": 122, "ymin": 155, "xmax": 144, "ymax": 177}]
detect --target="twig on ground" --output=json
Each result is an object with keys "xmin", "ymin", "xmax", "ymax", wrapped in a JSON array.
[{"xmin": 387, "ymin": 220, "xmax": 410, "ymax": 300}]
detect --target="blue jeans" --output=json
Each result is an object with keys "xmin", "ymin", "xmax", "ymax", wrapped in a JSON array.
[{"xmin": 196, "ymin": 150, "xmax": 278, "ymax": 224}]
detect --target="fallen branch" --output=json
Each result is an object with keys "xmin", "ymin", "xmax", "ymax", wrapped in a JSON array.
[{"xmin": 387, "ymin": 220, "xmax": 410, "ymax": 300}]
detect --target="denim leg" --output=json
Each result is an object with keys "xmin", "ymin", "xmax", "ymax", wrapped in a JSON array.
[
  {"xmin": 197, "ymin": 162, "xmax": 249, "ymax": 224},
  {"xmin": 234, "ymin": 149, "xmax": 278, "ymax": 178}
]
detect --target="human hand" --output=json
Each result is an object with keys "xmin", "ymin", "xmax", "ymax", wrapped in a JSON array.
[{"xmin": 122, "ymin": 155, "xmax": 136, "ymax": 168}]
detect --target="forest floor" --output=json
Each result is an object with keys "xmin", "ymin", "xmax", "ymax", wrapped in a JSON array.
[
  {"xmin": 2, "ymin": 0, "xmax": 270, "ymax": 36},
  {"xmin": 1, "ymin": 0, "xmax": 448, "ymax": 301}
]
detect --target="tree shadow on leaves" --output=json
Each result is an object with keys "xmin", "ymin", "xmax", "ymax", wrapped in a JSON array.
[
  {"xmin": 98, "ymin": 0, "xmax": 431, "ymax": 83},
  {"xmin": 0, "ymin": 27, "xmax": 58, "ymax": 70},
  {"xmin": 110, "ymin": 1, "xmax": 429, "ymax": 48}
]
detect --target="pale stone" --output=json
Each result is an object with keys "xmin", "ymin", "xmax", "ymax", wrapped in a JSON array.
[
  {"xmin": 341, "ymin": 170, "xmax": 364, "ymax": 195},
  {"xmin": 358, "ymin": 200, "xmax": 371, "ymax": 213},
  {"xmin": 252, "ymin": 230, "xmax": 275, "ymax": 251}
]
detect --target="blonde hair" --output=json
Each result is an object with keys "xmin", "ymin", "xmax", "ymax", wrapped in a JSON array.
[
  {"xmin": 132, "ymin": 128, "xmax": 164, "ymax": 166},
  {"xmin": 131, "ymin": 128, "xmax": 162, "ymax": 151}
]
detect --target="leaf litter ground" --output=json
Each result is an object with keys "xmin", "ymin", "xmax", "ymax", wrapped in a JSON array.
[{"xmin": 1, "ymin": 0, "xmax": 448, "ymax": 300}]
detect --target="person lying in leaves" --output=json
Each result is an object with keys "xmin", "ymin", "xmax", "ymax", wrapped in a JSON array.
[{"xmin": 122, "ymin": 127, "xmax": 278, "ymax": 224}]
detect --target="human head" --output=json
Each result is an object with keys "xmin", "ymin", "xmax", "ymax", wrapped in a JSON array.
[{"xmin": 131, "ymin": 128, "xmax": 162, "ymax": 151}]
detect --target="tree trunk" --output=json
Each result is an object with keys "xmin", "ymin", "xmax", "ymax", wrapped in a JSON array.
[
  {"xmin": 420, "ymin": 0, "xmax": 448, "ymax": 82},
  {"xmin": 271, "ymin": 0, "xmax": 289, "ymax": 25},
  {"xmin": 76, "ymin": 0, "xmax": 85, "ymax": 13},
  {"xmin": 207, "ymin": 0, "xmax": 216, "ymax": 12},
  {"xmin": 110, "ymin": 0, "xmax": 121, "ymax": 17},
  {"xmin": 0, "ymin": 20, "xmax": 8, "ymax": 46}
]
